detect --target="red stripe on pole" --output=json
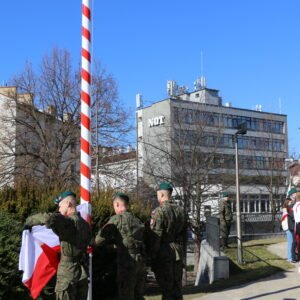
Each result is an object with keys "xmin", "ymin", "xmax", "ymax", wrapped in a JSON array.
[
  {"xmin": 82, "ymin": 4, "xmax": 91, "ymax": 19},
  {"xmin": 80, "ymin": 186, "xmax": 90, "ymax": 202},
  {"xmin": 81, "ymin": 137, "xmax": 90, "ymax": 155},
  {"xmin": 82, "ymin": 49, "xmax": 91, "ymax": 62},
  {"xmin": 82, "ymin": 27, "xmax": 91, "ymax": 41},
  {"xmin": 81, "ymin": 1, "xmax": 93, "ymax": 298},
  {"xmin": 81, "ymin": 0, "xmax": 91, "ymax": 206},
  {"xmin": 82, "ymin": 69, "xmax": 91, "ymax": 84},
  {"xmin": 81, "ymin": 162, "xmax": 91, "ymax": 178},
  {"xmin": 81, "ymin": 113, "xmax": 90, "ymax": 129},
  {"xmin": 81, "ymin": 91, "xmax": 90, "ymax": 106}
]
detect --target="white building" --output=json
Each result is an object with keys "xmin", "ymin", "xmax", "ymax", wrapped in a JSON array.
[
  {"xmin": 136, "ymin": 78, "xmax": 288, "ymax": 214},
  {"xmin": 95, "ymin": 148, "xmax": 137, "ymax": 190},
  {"xmin": 0, "ymin": 86, "xmax": 79, "ymax": 187}
]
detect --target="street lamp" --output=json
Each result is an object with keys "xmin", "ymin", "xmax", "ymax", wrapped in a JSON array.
[{"xmin": 234, "ymin": 123, "xmax": 247, "ymax": 264}]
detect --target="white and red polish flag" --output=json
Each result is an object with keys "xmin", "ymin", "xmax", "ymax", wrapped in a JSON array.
[
  {"xmin": 19, "ymin": 226, "xmax": 60, "ymax": 299},
  {"xmin": 19, "ymin": 203, "xmax": 90, "ymax": 299}
]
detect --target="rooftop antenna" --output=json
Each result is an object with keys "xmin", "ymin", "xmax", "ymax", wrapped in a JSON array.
[
  {"xmin": 194, "ymin": 51, "xmax": 206, "ymax": 91},
  {"xmin": 200, "ymin": 51, "xmax": 206, "ymax": 88},
  {"xmin": 201, "ymin": 50, "xmax": 204, "ymax": 77},
  {"xmin": 279, "ymin": 97, "xmax": 282, "ymax": 114}
]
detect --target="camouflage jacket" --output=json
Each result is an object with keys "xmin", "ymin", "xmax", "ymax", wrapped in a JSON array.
[
  {"xmin": 95, "ymin": 211, "xmax": 145, "ymax": 258},
  {"xmin": 149, "ymin": 200, "xmax": 185, "ymax": 260},
  {"xmin": 25, "ymin": 212, "xmax": 91, "ymax": 290},
  {"xmin": 219, "ymin": 200, "xmax": 233, "ymax": 223}
]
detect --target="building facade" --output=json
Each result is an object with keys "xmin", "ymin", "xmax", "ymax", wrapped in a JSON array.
[
  {"xmin": 0, "ymin": 86, "xmax": 79, "ymax": 187},
  {"xmin": 95, "ymin": 147, "xmax": 137, "ymax": 190},
  {"xmin": 136, "ymin": 79, "xmax": 288, "ymax": 214}
]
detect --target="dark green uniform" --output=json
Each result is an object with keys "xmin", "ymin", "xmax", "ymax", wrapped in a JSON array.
[
  {"xmin": 149, "ymin": 201, "xmax": 185, "ymax": 300},
  {"xmin": 25, "ymin": 212, "xmax": 91, "ymax": 300},
  {"xmin": 95, "ymin": 211, "xmax": 146, "ymax": 300},
  {"xmin": 219, "ymin": 199, "xmax": 233, "ymax": 248}
]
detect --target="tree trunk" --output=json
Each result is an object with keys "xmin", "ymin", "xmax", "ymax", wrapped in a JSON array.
[{"xmin": 193, "ymin": 241, "xmax": 201, "ymax": 276}]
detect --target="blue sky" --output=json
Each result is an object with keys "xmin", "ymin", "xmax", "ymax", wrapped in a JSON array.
[{"xmin": 1, "ymin": 0, "xmax": 299, "ymax": 153}]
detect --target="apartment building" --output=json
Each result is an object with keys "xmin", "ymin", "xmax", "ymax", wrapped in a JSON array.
[
  {"xmin": 136, "ymin": 78, "xmax": 288, "ymax": 213},
  {"xmin": 0, "ymin": 86, "xmax": 79, "ymax": 187}
]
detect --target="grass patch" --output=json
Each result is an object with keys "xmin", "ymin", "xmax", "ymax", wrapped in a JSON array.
[{"xmin": 146, "ymin": 238, "xmax": 292, "ymax": 299}]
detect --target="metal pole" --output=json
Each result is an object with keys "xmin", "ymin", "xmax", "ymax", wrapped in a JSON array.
[
  {"xmin": 89, "ymin": 251, "xmax": 93, "ymax": 299},
  {"xmin": 95, "ymin": 100, "xmax": 99, "ymax": 197},
  {"xmin": 235, "ymin": 134, "xmax": 243, "ymax": 264},
  {"xmin": 136, "ymin": 109, "xmax": 139, "ymax": 200}
]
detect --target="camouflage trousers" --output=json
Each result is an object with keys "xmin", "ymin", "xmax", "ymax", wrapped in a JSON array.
[
  {"xmin": 220, "ymin": 221, "xmax": 231, "ymax": 248},
  {"xmin": 55, "ymin": 261, "xmax": 88, "ymax": 300},
  {"xmin": 152, "ymin": 258, "xmax": 183, "ymax": 300},
  {"xmin": 117, "ymin": 254, "xmax": 146, "ymax": 300},
  {"xmin": 55, "ymin": 278, "xmax": 88, "ymax": 300}
]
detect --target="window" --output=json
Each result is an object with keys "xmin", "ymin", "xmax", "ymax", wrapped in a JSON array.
[
  {"xmin": 255, "ymin": 201, "xmax": 259, "ymax": 213},
  {"xmin": 249, "ymin": 201, "xmax": 255, "ymax": 212}
]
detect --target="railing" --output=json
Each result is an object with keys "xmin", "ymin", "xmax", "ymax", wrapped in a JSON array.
[{"xmin": 230, "ymin": 212, "xmax": 282, "ymax": 237}]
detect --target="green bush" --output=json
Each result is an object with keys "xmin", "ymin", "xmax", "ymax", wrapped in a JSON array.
[
  {"xmin": 0, "ymin": 185, "xmax": 154, "ymax": 298},
  {"xmin": 0, "ymin": 211, "xmax": 30, "ymax": 299}
]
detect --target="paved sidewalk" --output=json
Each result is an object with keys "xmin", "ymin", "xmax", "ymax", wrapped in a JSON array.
[{"xmin": 192, "ymin": 242, "xmax": 300, "ymax": 300}]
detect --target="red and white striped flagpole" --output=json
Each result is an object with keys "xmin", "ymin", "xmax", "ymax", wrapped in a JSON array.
[
  {"xmin": 81, "ymin": 1, "xmax": 92, "ymax": 206},
  {"xmin": 81, "ymin": 0, "xmax": 92, "ymax": 299}
]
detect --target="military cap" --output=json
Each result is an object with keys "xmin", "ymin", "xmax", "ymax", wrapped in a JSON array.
[
  {"xmin": 54, "ymin": 191, "xmax": 76, "ymax": 205},
  {"xmin": 157, "ymin": 182, "xmax": 173, "ymax": 192},
  {"xmin": 222, "ymin": 192, "xmax": 229, "ymax": 197},
  {"xmin": 113, "ymin": 192, "xmax": 130, "ymax": 204},
  {"xmin": 288, "ymin": 188, "xmax": 297, "ymax": 196}
]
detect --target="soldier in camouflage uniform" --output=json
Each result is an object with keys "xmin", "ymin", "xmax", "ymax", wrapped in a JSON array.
[
  {"xmin": 219, "ymin": 192, "xmax": 233, "ymax": 249},
  {"xmin": 24, "ymin": 191, "xmax": 91, "ymax": 300},
  {"xmin": 95, "ymin": 192, "xmax": 146, "ymax": 300},
  {"xmin": 149, "ymin": 182, "xmax": 185, "ymax": 300}
]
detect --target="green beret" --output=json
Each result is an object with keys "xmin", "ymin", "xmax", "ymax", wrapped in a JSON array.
[
  {"xmin": 158, "ymin": 182, "xmax": 173, "ymax": 192},
  {"xmin": 222, "ymin": 192, "xmax": 229, "ymax": 198},
  {"xmin": 113, "ymin": 192, "xmax": 129, "ymax": 204},
  {"xmin": 54, "ymin": 191, "xmax": 76, "ymax": 205},
  {"xmin": 288, "ymin": 188, "xmax": 297, "ymax": 196}
]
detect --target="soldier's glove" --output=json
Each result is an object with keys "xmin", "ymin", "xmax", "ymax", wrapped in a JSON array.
[{"xmin": 23, "ymin": 225, "xmax": 32, "ymax": 232}]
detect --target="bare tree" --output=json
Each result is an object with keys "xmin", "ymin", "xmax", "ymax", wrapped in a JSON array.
[
  {"xmin": 141, "ymin": 105, "xmax": 235, "ymax": 274},
  {"xmin": 241, "ymin": 128, "xmax": 288, "ymax": 231},
  {"xmin": 0, "ymin": 48, "xmax": 130, "ymax": 190},
  {"xmin": 90, "ymin": 61, "xmax": 133, "ymax": 195}
]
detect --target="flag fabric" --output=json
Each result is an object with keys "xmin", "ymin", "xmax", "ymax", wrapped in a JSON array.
[
  {"xmin": 18, "ymin": 203, "xmax": 90, "ymax": 299},
  {"xmin": 77, "ymin": 202, "xmax": 92, "ymax": 223},
  {"xmin": 280, "ymin": 209, "xmax": 289, "ymax": 231},
  {"xmin": 19, "ymin": 226, "xmax": 60, "ymax": 299}
]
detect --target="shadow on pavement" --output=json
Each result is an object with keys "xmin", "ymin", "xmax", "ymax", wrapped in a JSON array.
[{"xmin": 240, "ymin": 284, "xmax": 300, "ymax": 300}]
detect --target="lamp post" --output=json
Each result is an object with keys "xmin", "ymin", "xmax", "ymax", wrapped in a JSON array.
[{"xmin": 234, "ymin": 125, "xmax": 247, "ymax": 264}]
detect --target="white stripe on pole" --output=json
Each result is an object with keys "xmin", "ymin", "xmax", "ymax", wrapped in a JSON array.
[{"xmin": 81, "ymin": 0, "xmax": 92, "ymax": 299}]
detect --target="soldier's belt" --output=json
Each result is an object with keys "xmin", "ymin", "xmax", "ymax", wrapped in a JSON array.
[{"xmin": 60, "ymin": 256, "xmax": 81, "ymax": 262}]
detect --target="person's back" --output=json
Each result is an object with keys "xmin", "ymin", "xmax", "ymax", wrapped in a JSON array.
[
  {"xmin": 149, "ymin": 183, "xmax": 185, "ymax": 300},
  {"xmin": 219, "ymin": 192, "xmax": 232, "ymax": 248},
  {"xmin": 153, "ymin": 201, "xmax": 184, "ymax": 253},
  {"xmin": 106, "ymin": 211, "xmax": 145, "ymax": 258},
  {"xmin": 95, "ymin": 193, "xmax": 146, "ymax": 300}
]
